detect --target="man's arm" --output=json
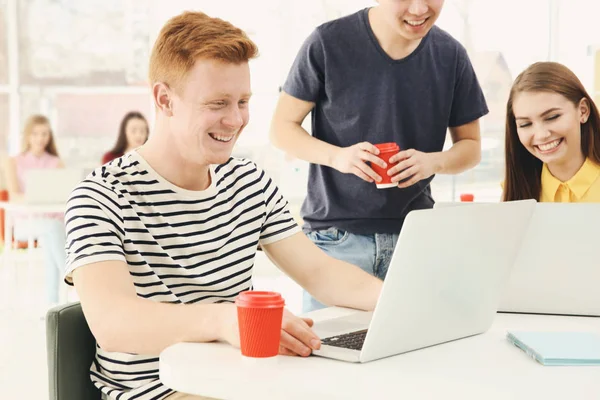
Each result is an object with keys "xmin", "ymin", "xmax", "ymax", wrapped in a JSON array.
[
  {"xmin": 270, "ymin": 92, "xmax": 386, "ymax": 182},
  {"xmin": 74, "ymin": 260, "xmax": 323, "ymax": 357},
  {"xmin": 435, "ymin": 119, "xmax": 482, "ymax": 174},
  {"xmin": 261, "ymin": 232, "xmax": 382, "ymax": 311},
  {"xmin": 388, "ymin": 119, "xmax": 482, "ymax": 188},
  {"xmin": 269, "ymin": 92, "xmax": 332, "ymax": 166},
  {"xmin": 72, "ymin": 261, "xmax": 235, "ymax": 355}
]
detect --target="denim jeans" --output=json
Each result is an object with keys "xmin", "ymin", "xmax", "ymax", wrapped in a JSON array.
[
  {"xmin": 15, "ymin": 218, "xmax": 66, "ymax": 304},
  {"xmin": 303, "ymin": 228, "xmax": 399, "ymax": 313}
]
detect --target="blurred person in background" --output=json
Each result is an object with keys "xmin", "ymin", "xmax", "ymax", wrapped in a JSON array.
[
  {"xmin": 503, "ymin": 62, "xmax": 600, "ymax": 202},
  {"xmin": 2, "ymin": 114, "xmax": 67, "ymax": 306},
  {"xmin": 101, "ymin": 111, "xmax": 150, "ymax": 164}
]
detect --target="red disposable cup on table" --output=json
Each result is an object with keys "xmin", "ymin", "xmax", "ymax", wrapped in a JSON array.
[
  {"xmin": 371, "ymin": 142, "xmax": 400, "ymax": 189},
  {"xmin": 235, "ymin": 291, "xmax": 285, "ymax": 358}
]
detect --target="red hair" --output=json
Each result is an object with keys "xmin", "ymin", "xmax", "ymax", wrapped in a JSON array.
[{"xmin": 149, "ymin": 11, "xmax": 258, "ymax": 92}]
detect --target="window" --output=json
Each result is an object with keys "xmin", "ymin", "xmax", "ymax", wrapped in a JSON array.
[
  {"xmin": 10, "ymin": 0, "xmax": 153, "ymax": 166},
  {"xmin": 556, "ymin": 0, "xmax": 600, "ymax": 95},
  {"xmin": 0, "ymin": 0, "xmax": 7, "ymax": 84},
  {"xmin": 17, "ymin": 0, "xmax": 149, "ymax": 86}
]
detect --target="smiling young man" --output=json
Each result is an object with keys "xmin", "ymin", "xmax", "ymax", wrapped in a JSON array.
[
  {"xmin": 270, "ymin": 0, "xmax": 489, "ymax": 312},
  {"xmin": 64, "ymin": 11, "xmax": 382, "ymax": 400}
]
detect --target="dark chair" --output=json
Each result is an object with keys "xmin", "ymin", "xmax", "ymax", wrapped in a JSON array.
[{"xmin": 46, "ymin": 302, "xmax": 102, "ymax": 400}]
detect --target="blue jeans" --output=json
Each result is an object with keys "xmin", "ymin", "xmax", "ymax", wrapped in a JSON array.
[
  {"xmin": 303, "ymin": 228, "xmax": 399, "ymax": 313},
  {"xmin": 15, "ymin": 218, "xmax": 66, "ymax": 304}
]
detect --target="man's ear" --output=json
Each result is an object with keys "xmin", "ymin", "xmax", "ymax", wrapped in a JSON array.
[{"xmin": 153, "ymin": 82, "xmax": 174, "ymax": 117}]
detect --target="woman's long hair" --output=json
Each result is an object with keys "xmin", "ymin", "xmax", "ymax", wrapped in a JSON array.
[
  {"xmin": 21, "ymin": 114, "xmax": 59, "ymax": 157},
  {"xmin": 503, "ymin": 62, "xmax": 600, "ymax": 201},
  {"xmin": 109, "ymin": 111, "xmax": 149, "ymax": 156}
]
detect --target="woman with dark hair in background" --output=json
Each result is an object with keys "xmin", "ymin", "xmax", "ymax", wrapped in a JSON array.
[
  {"xmin": 102, "ymin": 111, "xmax": 149, "ymax": 164},
  {"xmin": 503, "ymin": 62, "xmax": 600, "ymax": 202}
]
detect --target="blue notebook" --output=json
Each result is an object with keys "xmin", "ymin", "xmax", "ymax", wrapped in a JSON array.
[{"xmin": 507, "ymin": 331, "xmax": 600, "ymax": 366}]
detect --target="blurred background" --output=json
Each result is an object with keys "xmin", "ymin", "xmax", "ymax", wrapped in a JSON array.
[{"xmin": 1, "ymin": 0, "xmax": 599, "ymax": 207}]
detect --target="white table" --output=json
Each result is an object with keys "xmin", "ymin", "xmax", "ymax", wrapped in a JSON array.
[
  {"xmin": 160, "ymin": 307, "xmax": 600, "ymax": 400},
  {"xmin": 0, "ymin": 201, "xmax": 66, "ymax": 306}
]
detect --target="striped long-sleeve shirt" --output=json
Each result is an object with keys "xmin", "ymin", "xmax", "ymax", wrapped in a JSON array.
[{"xmin": 64, "ymin": 151, "xmax": 300, "ymax": 400}]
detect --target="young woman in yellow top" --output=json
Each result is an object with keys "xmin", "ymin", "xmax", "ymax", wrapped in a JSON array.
[{"xmin": 503, "ymin": 62, "xmax": 600, "ymax": 202}]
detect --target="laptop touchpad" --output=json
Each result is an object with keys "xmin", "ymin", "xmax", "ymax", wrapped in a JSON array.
[{"xmin": 313, "ymin": 312, "xmax": 372, "ymax": 338}]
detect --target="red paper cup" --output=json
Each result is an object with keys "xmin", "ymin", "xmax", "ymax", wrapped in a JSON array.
[
  {"xmin": 235, "ymin": 291, "xmax": 285, "ymax": 358},
  {"xmin": 371, "ymin": 143, "xmax": 400, "ymax": 189},
  {"xmin": 460, "ymin": 193, "xmax": 475, "ymax": 202}
]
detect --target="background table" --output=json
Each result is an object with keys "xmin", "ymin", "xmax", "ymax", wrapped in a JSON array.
[{"xmin": 0, "ymin": 201, "xmax": 66, "ymax": 306}]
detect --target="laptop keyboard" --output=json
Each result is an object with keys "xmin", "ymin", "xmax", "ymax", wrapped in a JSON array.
[{"xmin": 321, "ymin": 329, "xmax": 368, "ymax": 351}]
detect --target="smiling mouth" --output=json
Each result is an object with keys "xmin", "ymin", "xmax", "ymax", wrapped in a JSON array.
[
  {"xmin": 209, "ymin": 133, "xmax": 235, "ymax": 143},
  {"xmin": 535, "ymin": 138, "xmax": 563, "ymax": 153},
  {"xmin": 404, "ymin": 18, "xmax": 428, "ymax": 27}
]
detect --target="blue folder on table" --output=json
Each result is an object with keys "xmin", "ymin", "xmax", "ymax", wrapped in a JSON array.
[{"xmin": 507, "ymin": 331, "xmax": 600, "ymax": 366}]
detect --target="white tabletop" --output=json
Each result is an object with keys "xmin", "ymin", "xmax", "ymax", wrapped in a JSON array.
[{"xmin": 159, "ymin": 308, "xmax": 600, "ymax": 399}]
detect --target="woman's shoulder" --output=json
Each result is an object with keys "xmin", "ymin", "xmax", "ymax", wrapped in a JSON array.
[{"xmin": 11, "ymin": 152, "xmax": 28, "ymax": 166}]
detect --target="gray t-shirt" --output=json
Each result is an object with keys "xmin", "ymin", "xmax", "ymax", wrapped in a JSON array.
[{"xmin": 283, "ymin": 8, "xmax": 488, "ymax": 234}]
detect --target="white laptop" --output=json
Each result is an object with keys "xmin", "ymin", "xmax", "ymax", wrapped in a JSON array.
[
  {"xmin": 311, "ymin": 200, "xmax": 536, "ymax": 363},
  {"xmin": 499, "ymin": 203, "xmax": 600, "ymax": 317},
  {"xmin": 435, "ymin": 202, "xmax": 600, "ymax": 317},
  {"xmin": 24, "ymin": 168, "xmax": 83, "ymax": 204}
]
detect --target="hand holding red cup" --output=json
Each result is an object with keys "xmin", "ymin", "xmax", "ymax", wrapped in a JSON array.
[{"xmin": 371, "ymin": 143, "xmax": 400, "ymax": 189}]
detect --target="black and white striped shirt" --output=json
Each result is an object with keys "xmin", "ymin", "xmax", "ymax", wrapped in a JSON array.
[{"xmin": 64, "ymin": 151, "xmax": 299, "ymax": 400}]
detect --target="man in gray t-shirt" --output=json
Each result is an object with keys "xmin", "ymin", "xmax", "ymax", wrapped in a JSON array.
[{"xmin": 270, "ymin": 1, "xmax": 488, "ymax": 312}]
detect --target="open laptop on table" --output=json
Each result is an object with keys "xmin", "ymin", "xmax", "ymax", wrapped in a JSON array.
[
  {"xmin": 311, "ymin": 200, "xmax": 536, "ymax": 363},
  {"xmin": 435, "ymin": 202, "xmax": 600, "ymax": 317},
  {"xmin": 499, "ymin": 203, "xmax": 600, "ymax": 317},
  {"xmin": 24, "ymin": 168, "xmax": 83, "ymax": 204}
]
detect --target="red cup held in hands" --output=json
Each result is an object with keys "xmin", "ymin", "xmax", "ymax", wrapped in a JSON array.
[
  {"xmin": 235, "ymin": 291, "xmax": 285, "ymax": 358},
  {"xmin": 371, "ymin": 142, "xmax": 400, "ymax": 189}
]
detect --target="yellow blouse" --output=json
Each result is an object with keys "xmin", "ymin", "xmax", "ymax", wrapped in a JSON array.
[{"xmin": 540, "ymin": 158, "xmax": 600, "ymax": 203}]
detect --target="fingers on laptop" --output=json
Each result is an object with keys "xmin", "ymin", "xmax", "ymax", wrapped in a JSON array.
[
  {"xmin": 280, "ymin": 330, "xmax": 312, "ymax": 357},
  {"xmin": 280, "ymin": 315, "xmax": 321, "ymax": 356}
]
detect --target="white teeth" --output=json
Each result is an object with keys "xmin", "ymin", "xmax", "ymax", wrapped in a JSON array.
[
  {"xmin": 406, "ymin": 19, "xmax": 426, "ymax": 26},
  {"xmin": 210, "ymin": 133, "xmax": 234, "ymax": 143},
  {"xmin": 537, "ymin": 139, "xmax": 561, "ymax": 151}
]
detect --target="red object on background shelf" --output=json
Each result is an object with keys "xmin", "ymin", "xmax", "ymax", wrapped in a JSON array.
[
  {"xmin": 0, "ymin": 189, "xmax": 37, "ymax": 248},
  {"xmin": 460, "ymin": 193, "xmax": 475, "ymax": 202}
]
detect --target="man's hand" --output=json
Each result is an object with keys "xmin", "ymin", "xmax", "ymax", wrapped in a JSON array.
[
  {"xmin": 220, "ymin": 305, "xmax": 321, "ymax": 357},
  {"xmin": 330, "ymin": 142, "xmax": 386, "ymax": 183},
  {"xmin": 279, "ymin": 309, "xmax": 320, "ymax": 356},
  {"xmin": 388, "ymin": 149, "xmax": 440, "ymax": 188}
]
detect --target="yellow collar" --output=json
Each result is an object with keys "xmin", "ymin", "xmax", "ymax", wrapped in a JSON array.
[{"xmin": 542, "ymin": 158, "xmax": 600, "ymax": 200}]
